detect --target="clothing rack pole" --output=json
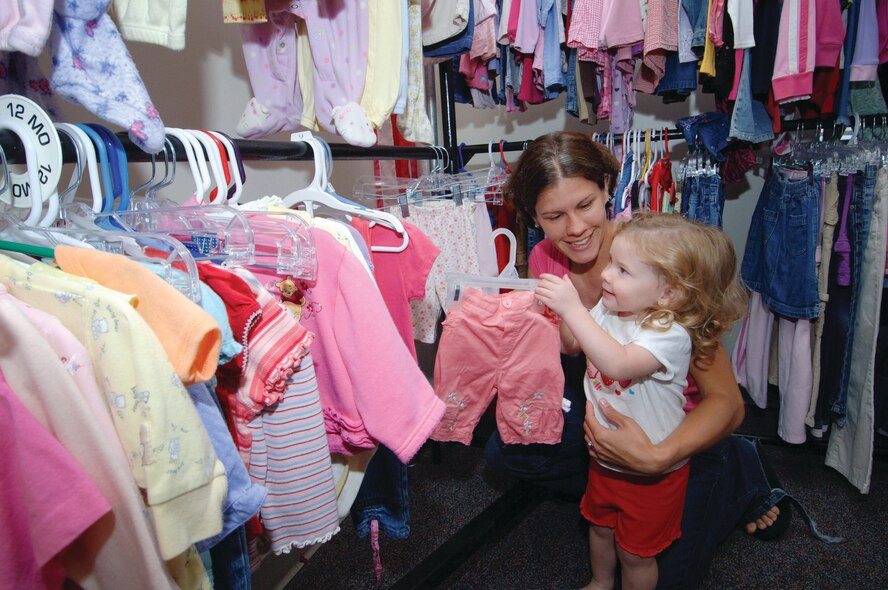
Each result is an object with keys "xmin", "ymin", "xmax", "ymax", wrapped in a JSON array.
[
  {"xmin": 437, "ymin": 62, "xmax": 461, "ymax": 174},
  {"xmin": 458, "ymin": 129, "xmax": 688, "ymax": 164},
  {"xmin": 456, "ymin": 113, "xmax": 888, "ymax": 166},
  {"xmin": 0, "ymin": 130, "xmax": 442, "ymax": 166}
]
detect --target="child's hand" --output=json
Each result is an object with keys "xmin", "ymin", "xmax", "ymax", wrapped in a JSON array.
[{"xmin": 535, "ymin": 273, "xmax": 584, "ymax": 318}]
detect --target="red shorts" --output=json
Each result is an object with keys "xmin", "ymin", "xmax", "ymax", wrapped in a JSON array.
[{"xmin": 580, "ymin": 461, "xmax": 690, "ymax": 557}]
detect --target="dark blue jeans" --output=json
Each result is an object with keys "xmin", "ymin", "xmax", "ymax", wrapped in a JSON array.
[
  {"xmin": 741, "ymin": 164, "xmax": 822, "ymax": 319},
  {"xmin": 816, "ymin": 178, "xmax": 853, "ymax": 428},
  {"xmin": 209, "ymin": 525, "xmax": 252, "ymax": 590},
  {"xmin": 565, "ymin": 46, "xmax": 579, "ymax": 117},
  {"xmin": 676, "ymin": 112, "xmax": 732, "ymax": 162},
  {"xmin": 681, "ymin": 172, "xmax": 725, "ymax": 228},
  {"xmin": 832, "ymin": 164, "xmax": 878, "ymax": 425},
  {"xmin": 657, "ymin": 437, "xmax": 780, "ymax": 590},
  {"xmin": 682, "ymin": 0, "xmax": 710, "ymax": 46},
  {"xmin": 350, "ymin": 444, "xmax": 411, "ymax": 540}
]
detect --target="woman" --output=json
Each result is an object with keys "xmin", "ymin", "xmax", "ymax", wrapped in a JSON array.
[{"xmin": 484, "ymin": 131, "xmax": 786, "ymax": 589}]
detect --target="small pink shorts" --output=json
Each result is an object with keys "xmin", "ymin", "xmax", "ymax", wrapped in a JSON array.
[{"xmin": 431, "ymin": 287, "xmax": 565, "ymax": 445}]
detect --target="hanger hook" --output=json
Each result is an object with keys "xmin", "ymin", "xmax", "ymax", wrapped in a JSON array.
[
  {"xmin": 54, "ymin": 126, "xmax": 84, "ymax": 206},
  {"xmin": 129, "ymin": 153, "xmax": 157, "ymax": 203},
  {"xmin": 0, "ymin": 145, "xmax": 8, "ymax": 195},
  {"xmin": 147, "ymin": 138, "xmax": 176, "ymax": 200}
]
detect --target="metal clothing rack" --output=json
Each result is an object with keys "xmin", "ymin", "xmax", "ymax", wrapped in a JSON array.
[
  {"xmin": 452, "ymin": 115, "xmax": 888, "ymax": 170},
  {"xmin": 0, "ymin": 129, "xmax": 442, "ymax": 165}
]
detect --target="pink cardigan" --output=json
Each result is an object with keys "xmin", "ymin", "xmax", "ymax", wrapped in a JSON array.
[{"xmin": 249, "ymin": 227, "xmax": 444, "ymax": 463}]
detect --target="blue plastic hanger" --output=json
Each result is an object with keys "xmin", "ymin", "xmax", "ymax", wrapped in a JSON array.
[
  {"xmin": 74, "ymin": 123, "xmax": 115, "ymax": 214},
  {"xmin": 87, "ymin": 124, "xmax": 130, "ymax": 211},
  {"xmin": 103, "ymin": 127, "xmax": 131, "ymax": 211}
]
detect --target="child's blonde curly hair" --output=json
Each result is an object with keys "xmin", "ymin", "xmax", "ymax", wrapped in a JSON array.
[{"xmin": 614, "ymin": 212, "xmax": 748, "ymax": 367}]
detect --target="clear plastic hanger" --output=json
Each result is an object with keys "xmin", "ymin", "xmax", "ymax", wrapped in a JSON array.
[
  {"xmin": 127, "ymin": 152, "xmax": 157, "ymax": 206},
  {"xmin": 72, "ymin": 201, "xmax": 319, "ymax": 280},
  {"xmin": 240, "ymin": 209, "xmax": 318, "ymax": 279},
  {"xmin": 447, "ymin": 142, "xmax": 507, "ymax": 205},
  {"xmin": 0, "ymin": 212, "xmax": 202, "ymax": 301},
  {"xmin": 351, "ymin": 143, "xmax": 449, "ymax": 211},
  {"xmin": 352, "ymin": 171, "xmax": 423, "ymax": 216},
  {"xmin": 352, "ymin": 144, "xmax": 476, "ymax": 215},
  {"xmin": 63, "ymin": 201, "xmax": 254, "ymax": 265},
  {"xmin": 443, "ymin": 271, "xmax": 538, "ymax": 313}
]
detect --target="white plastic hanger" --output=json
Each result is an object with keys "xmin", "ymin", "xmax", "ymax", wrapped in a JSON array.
[
  {"xmin": 281, "ymin": 132, "xmax": 409, "ymax": 253},
  {"xmin": 53, "ymin": 126, "xmax": 84, "ymax": 207},
  {"xmin": 56, "ymin": 122, "xmax": 103, "ymax": 212},
  {"xmin": 492, "ymin": 227, "xmax": 518, "ymax": 278},
  {"xmin": 208, "ymin": 131, "xmax": 244, "ymax": 204},
  {"xmin": 188, "ymin": 129, "xmax": 228, "ymax": 204},
  {"xmin": 166, "ymin": 128, "xmax": 209, "ymax": 202}
]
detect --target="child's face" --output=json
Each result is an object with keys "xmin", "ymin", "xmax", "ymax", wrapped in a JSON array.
[{"xmin": 599, "ymin": 235, "xmax": 670, "ymax": 316}]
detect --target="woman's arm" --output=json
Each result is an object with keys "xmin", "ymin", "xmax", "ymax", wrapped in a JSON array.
[{"xmin": 584, "ymin": 343, "xmax": 744, "ymax": 474}]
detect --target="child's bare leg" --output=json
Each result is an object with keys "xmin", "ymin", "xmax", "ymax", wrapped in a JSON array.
[
  {"xmin": 616, "ymin": 544, "xmax": 657, "ymax": 590},
  {"xmin": 579, "ymin": 524, "xmax": 617, "ymax": 590}
]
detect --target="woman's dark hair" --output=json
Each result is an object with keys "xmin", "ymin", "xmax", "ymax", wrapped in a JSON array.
[{"xmin": 505, "ymin": 131, "xmax": 620, "ymax": 225}]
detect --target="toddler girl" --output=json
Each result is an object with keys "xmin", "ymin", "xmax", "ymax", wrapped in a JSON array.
[{"xmin": 535, "ymin": 212, "xmax": 746, "ymax": 590}]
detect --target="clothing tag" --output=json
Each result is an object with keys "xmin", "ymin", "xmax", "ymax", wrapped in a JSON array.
[
  {"xmin": 398, "ymin": 192, "xmax": 410, "ymax": 218},
  {"xmin": 452, "ymin": 185, "xmax": 463, "ymax": 206},
  {"xmin": 190, "ymin": 235, "xmax": 225, "ymax": 255}
]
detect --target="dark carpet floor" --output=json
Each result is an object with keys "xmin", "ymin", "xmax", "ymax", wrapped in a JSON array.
[{"xmin": 259, "ymin": 395, "xmax": 888, "ymax": 590}]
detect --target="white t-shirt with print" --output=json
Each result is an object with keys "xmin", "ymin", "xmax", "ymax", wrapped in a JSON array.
[{"xmin": 584, "ymin": 301, "xmax": 692, "ymax": 473}]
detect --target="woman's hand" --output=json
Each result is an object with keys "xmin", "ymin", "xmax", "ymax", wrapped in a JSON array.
[
  {"xmin": 535, "ymin": 273, "xmax": 585, "ymax": 318},
  {"xmin": 584, "ymin": 400, "xmax": 672, "ymax": 475}
]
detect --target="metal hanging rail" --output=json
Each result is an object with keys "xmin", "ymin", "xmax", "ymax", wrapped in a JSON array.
[{"xmin": 0, "ymin": 129, "xmax": 442, "ymax": 165}]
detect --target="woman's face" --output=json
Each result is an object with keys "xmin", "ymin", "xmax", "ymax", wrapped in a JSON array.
[{"xmin": 533, "ymin": 176, "xmax": 608, "ymax": 267}]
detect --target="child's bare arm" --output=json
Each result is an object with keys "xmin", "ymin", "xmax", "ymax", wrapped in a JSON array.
[{"xmin": 536, "ymin": 273, "xmax": 662, "ymax": 380}]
